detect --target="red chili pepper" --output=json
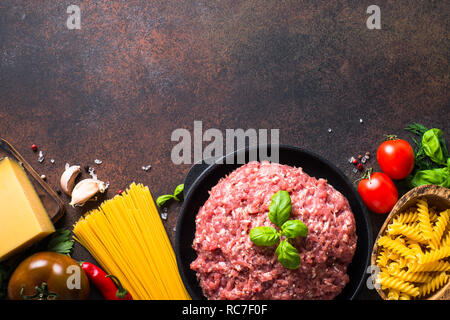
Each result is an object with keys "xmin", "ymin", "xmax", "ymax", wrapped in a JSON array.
[{"xmin": 80, "ymin": 262, "xmax": 132, "ymax": 300}]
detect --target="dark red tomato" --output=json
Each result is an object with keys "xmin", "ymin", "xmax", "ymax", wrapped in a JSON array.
[
  {"xmin": 377, "ymin": 139, "xmax": 415, "ymax": 180},
  {"xmin": 8, "ymin": 252, "xmax": 90, "ymax": 300},
  {"xmin": 357, "ymin": 172, "xmax": 398, "ymax": 214}
]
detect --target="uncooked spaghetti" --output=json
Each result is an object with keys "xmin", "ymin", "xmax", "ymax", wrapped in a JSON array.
[{"xmin": 73, "ymin": 182, "xmax": 190, "ymax": 300}]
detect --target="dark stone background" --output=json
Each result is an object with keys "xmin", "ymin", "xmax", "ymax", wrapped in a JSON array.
[{"xmin": 0, "ymin": 1, "xmax": 448, "ymax": 300}]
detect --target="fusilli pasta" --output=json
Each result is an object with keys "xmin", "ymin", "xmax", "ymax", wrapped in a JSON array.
[
  {"xmin": 418, "ymin": 272, "xmax": 448, "ymax": 298},
  {"xmin": 374, "ymin": 198, "xmax": 449, "ymax": 300},
  {"xmin": 377, "ymin": 273, "xmax": 420, "ymax": 297}
]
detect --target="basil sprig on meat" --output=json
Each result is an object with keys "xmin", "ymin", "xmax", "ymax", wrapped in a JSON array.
[
  {"xmin": 280, "ymin": 219, "xmax": 308, "ymax": 238},
  {"xmin": 249, "ymin": 227, "xmax": 280, "ymax": 246},
  {"xmin": 249, "ymin": 190, "xmax": 308, "ymax": 270},
  {"xmin": 276, "ymin": 240, "xmax": 301, "ymax": 270},
  {"xmin": 268, "ymin": 190, "xmax": 292, "ymax": 227}
]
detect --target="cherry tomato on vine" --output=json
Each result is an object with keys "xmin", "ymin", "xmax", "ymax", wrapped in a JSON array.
[
  {"xmin": 377, "ymin": 138, "xmax": 415, "ymax": 180},
  {"xmin": 357, "ymin": 171, "xmax": 398, "ymax": 214}
]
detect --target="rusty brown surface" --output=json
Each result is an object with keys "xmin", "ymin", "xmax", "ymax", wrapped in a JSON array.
[{"xmin": 0, "ymin": 1, "xmax": 448, "ymax": 300}]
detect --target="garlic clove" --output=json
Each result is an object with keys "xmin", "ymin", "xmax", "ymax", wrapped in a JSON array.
[
  {"xmin": 60, "ymin": 165, "xmax": 81, "ymax": 195},
  {"xmin": 69, "ymin": 178, "xmax": 108, "ymax": 207}
]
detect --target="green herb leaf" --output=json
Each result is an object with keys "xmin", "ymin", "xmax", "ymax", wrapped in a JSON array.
[
  {"xmin": 275, "ymin": 240, "xmax": 301, "ymax": 269},
  {"xmin": 156, "ymin": 194, "xmax": 174, "ymax": 207},
  {"xmin": 268, "ymin": 190, "xmax": 292, "ymax": 228},
  {"xmin": 249, "ymin": 226, "xmax": 280, "ymax": 246},
  {"xmin": 281, "ymin": 220, "xmax": 308, "ymax": 239},
  {"xmin": 422, "ymin": 129, "xmax": 446, "ymax": 165},
  {"xmin": 410, "ymin": 166, "xmax": 450, "ymax": 188},
  {"xmin": 404, "ymin": 123, "xmax": 429, "ymax": 136},
  {"xmin": 173, "ymin": 184, "xmax": 184, "ymax": 201},
  {"xmin": 438, "ymin": 134, "xmax": 449, "ymax": 160},
  {"xmin": 49, "ymin": 241, "xmax": 74, "ymax": 256},
  {"xmin": 47, "ymin": 229, "xmax": 74, "ymax": 256},
  {"xmin": 157, "ymin": 184, "xmax": 185, "ymax": 207}
]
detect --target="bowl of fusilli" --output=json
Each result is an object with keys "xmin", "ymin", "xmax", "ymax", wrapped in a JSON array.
[{"xmin": 371, "ymin": 184, "xmax": 450, "ymax": 300}]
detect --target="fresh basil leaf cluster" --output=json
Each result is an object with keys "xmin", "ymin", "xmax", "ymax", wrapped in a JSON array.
[
  {"xmin": 405, "ymin": 124, "xmax": 449, "ymax": 188},
  {"xmin": 156, "ymin": 184, "xmax": 184, "ymax": 207},
  {"xmin": 410, "ymin": 162, "xmax": 449, "ymax": 188},
  {"xmin": 249, "ymin": 190, "xmax": 308, "ymax": 270}
]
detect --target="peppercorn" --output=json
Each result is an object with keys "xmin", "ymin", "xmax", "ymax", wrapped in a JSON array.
[
  {"xmin": 117, "ymin": 189, "xmax": 123, "ymax": 195},
  {"xmin": 357, "ymin": 163, "xmax": 364, "ymax": 171},
  {"xmin": 31, "ymin": 144, "xmax": 38, "ymax": 152}
]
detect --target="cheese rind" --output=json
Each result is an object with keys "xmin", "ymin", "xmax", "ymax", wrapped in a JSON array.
[{"xmin": 0, "ymin": 157, "xmax": 55, "ymax": 261}]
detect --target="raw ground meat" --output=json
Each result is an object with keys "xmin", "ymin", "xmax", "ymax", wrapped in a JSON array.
[{"xmin": 191, "ymin": 161, "xmax": 357, "ymax": 300}]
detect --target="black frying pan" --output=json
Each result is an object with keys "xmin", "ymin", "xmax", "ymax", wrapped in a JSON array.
[{"xmin": 175, "ymin": 144, "xmax": 372, "ymax": 300}]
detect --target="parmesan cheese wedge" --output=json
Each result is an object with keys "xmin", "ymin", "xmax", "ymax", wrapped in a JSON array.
[{"xmin": 0, "ymin": 157, "xmax": 55, "ymax": 261}]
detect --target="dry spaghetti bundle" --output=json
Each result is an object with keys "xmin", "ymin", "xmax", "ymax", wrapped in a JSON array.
[{"xmin": 73, "ymin": 183, "xmax": 190, "ymax": 300}]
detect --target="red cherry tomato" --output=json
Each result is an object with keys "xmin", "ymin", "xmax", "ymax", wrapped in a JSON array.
[
  {"xmin": 357, "ymin": 172, "xmax": 398, "ymax": 214},
  {"xmin": 377, "ymin": 138, "xmax": 415, "ymax": 180}
]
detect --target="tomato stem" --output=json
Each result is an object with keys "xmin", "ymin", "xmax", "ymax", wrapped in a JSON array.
[
  {"xmin": 19, "ymin": 282, "xmax": 59, "ymax": 300},
  {"xmin": 383, "ymin": 134, "xmax": 398, "ymax": 141},
  {"xmin": 362, "ymin": 167, "xmax": 373, "ymax": 181},
  {"xmin": 353, "ymin": 167, "xmax": 373, "ymax": 186}
]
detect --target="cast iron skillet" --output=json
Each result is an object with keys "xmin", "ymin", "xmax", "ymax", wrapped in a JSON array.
[{"xmin": 175, "ymin": 144, "xmax": 372, "ymax": 300}]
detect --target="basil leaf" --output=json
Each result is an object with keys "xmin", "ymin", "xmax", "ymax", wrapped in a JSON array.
[
  {"xmin": 269, "ymin": 190, "xmax": 292, "ymax": 228},
  {"xmin": 438, "ymin": 135, "xmax": 449, "ymax": 160},
  {"xmin": 49, "ymin": 241, "xmax": 74, "ymax": 256},
  {"xmin": 281, "ymin": 220, "xmax": 308, "ymax": 239},
  {"xmin": 422, "ymin": 129, "xmax": 446, "ymax": 165},
  {"xmin": 410, "ymin": 166, "xmax": 450, "ymax": 188},
  {"xmin": 249, "ymin": 226, "xmax": 280, "ymax": 246},
  {"xmin": 156, "ymin": 194, "xmax": 174, "ymax": 207},
  {"xmin": 275, "ymin": 240, "xmax": 301, "ymax": 269},
  {"xmin": 47, "ymin": 229, "xmax": 74, "ymax": 256},
  {"xmin": 173, "ymin": 184, "xmax": 184, "ymax": 201}
]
